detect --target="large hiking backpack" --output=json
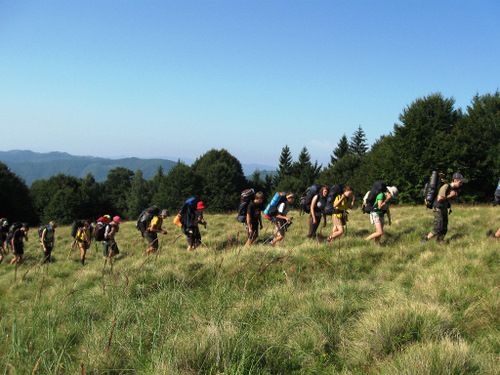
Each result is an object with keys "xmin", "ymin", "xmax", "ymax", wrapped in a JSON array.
[
  {"xmin": 494, "ymin": 178, "xmax": 500, "ymax": 205},
  {"xmin": 423, "ymin": 171, "xmax": 440, "ymax": 209},
  {"xmin": 263, "ymin": 192, "xmax": 287, "ymax": 219},
  {"xmin": 38, "ymin": 224, "xmax": 48, "ymax": 240},
  {"xmin": 324, "ymin": 184, "xmax": 344, "ymax": 216},
  {"xmin": 94, "ymin": 217, "xmax": 111, "ymax": 241},
  {"xmin": 6, "ymin": 222, "xmax": 23, "ymax": 243},
  {"xmin": 179, "ymin": 197, "xmax": 200, "ymax": 228},
  {"xmin": 299, "ymin": 184, "xmax": 321, "ymax": 214},
  {"xmin": 136, "ymin": 206, "xmax": 160, "ymax": 235},
  {"xmin": 237, "ymin": 189, "xmax": 256, "ymax": 223},
  {"xmin": 70, "ymin": 220, "xmax": 86, "ymax": 238},
  {"xmin": 362, "ymin": 181, "xmax": 388, "ymax": 214}
]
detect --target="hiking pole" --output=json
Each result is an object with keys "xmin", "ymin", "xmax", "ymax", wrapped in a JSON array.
[{"xmin": 67, "ymin": 240, "xmax": 77, "ymax": 260}]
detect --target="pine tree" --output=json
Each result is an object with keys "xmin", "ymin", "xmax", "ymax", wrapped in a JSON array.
[
  {"xmin": 292, "ymin": 147, "xmax": 322, "ymax": 192},
  {"xmin": 127, "ymin": 170, "xmax": 149, "ymax": 218},
  {"xmin": 330, "ymin": 134, "xmax": 350, "ymax": 165},
  {"xmin": 349, "ymin": 126, "xmax": 368, "ymax": 156},
  {"xmin": 277, "ymin": 145, "xmax": 293, "ymax": 178}
]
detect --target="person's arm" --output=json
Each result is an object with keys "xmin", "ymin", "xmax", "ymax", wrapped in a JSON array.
[
  {"xmin": 378, "ymin": 193, "xmax": 392, "ymax": 209},
  {"xmin": 246, "ymin": 210, "xmax": 253, "ymax": 232},
  {"xmin": 310, "ymin": 195, "xmax": 319, "ymax": 223},
  {"xmin": 333, "ymin": 194, "xmax": 345, "ymax": 208},
  {"xmin": 41, "ymin": 229, "xmax": 47, "ymax": 250}
]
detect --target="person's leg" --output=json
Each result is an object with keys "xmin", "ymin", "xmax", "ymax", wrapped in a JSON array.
[
  {"xmin": 439, "ymin": 211, "xmax": 448, "ymax": 241},
  {"xmin": 495, "ymin": 228, "xmax": 500, "ymax": 238},
  {"xmin": 366, "ymin": 214, "xmax": 384, "ymax": 241},
  {"xmin": 329, "ymin": 217, "xmax": 345, "ymax": 241},
  {"xmin": 307, "ymin": 216, "xmax": 319, "ymax": 238},
  {"xmin": 271, "ymin": 222, "xmax": 284, "ymax": 245}
]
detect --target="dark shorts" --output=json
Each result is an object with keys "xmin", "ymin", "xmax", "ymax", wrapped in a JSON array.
[
  {"xmin": 144, "ymin": 231, "xmax": 159, "ymax": 249},
  {"xmin": 432, "ymin": 208, "xmax": 448, "ymax": 240},
  {"xmin": 102, "ymin": 241, "xmax": 119, "ymax": 257},
  {"xmin": 247, "ymin": 222, "xmax": 260, "ymax": 240},
  {"xmin": 43, "ymin": 243, "xmax": 54, "ymax": 252},
  {"xmin": 78, "ymin": 240, "xmax": 90, "ymax": 250},
  {"xmin": 184, "ymin": 226, "xmax": 201, "ymax": 247},
  {"xmin": 13, "ymin": 242, "xmax": 24, "ymax": 256}
]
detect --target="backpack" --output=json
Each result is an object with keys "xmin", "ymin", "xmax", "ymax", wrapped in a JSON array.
[
  {"xmin": 38, "ymin": 224, "xmax": 48, "ymax": 240},
  {"xmin": 324, "ymin": 184, "xmax": 344, "ymax": 216},
  {"xmin": 136, "ymin": 206, "xmax": 160, "ymax": 234},
  {"xmin": 362, "ymin": 181, "xmax": 387, "ymax": 213},
  {"xmin": 423, "ymin": 171, "xmax": 440, "ymax": 209},
  {"xmin": 237, "ymin": 189, "xmax": 256, "ymax": 223},
  {"xmin": 299, "ymin": 184, "xmax": 321, "ymax": 214},
  {"xmin": 7, "ymin": 222, "xmax": 23, "ymax": 243},
  {"xmin": 179, "ymin": 197, "xmax": 200, "ymax": 228},
  {"xmin": 71, "ymin": 220, "xmax": 86, "ymax": 238},
  {"xmin": 263, "ymin": 192, "xmax": 287, "ymax": 219},
  {"xmin": 94, "ymin": 221, "xmax": 108, "ymax": 241}
]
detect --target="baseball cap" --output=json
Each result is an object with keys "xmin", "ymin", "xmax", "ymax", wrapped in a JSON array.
[
  {"xmin": 113, "ymin": 215, "xmax": 122, "ymax": 224},
  {"xmin": 387, "ymin": 186, "xmax": 399, "ymax": 199},
  {"xmin": 160, "ymin": 209, "xmax": 169, "ymax": 217},
  {"xmin": 196, "ymin": 201, "xmax": 206, "ymax": 210}
]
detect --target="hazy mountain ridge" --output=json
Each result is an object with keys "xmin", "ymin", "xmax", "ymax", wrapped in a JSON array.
[{"xmin": 0, "ymin": 150, "xmax": 276, "ymax": 185}]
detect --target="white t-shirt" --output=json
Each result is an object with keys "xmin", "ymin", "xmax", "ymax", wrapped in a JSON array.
[{"xmin": 277, "ymin": 202, "xmax": 289, "ymax": 215}]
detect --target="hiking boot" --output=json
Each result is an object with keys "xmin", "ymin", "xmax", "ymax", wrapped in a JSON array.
[{"xmin": 420, "ymin": 235, "xmax": 429, "ymax": 244}]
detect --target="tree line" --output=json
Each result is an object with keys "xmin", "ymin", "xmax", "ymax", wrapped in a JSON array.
[{"xmin": 0, "ymin": 91, "xmax": 498, "ymax": 225}]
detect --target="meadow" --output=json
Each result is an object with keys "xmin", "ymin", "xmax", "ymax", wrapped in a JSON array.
[{"xmin": 0, "ymin": 206, "xmax": 498, "ymax": 374}]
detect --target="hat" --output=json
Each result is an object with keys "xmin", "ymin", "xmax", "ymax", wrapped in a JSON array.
[
  {"xmin": 196, "ymin": 201, "xmax": 206, "ymax": 210},
  {"xmin": 160, "ymin": 209, "xmax": 169, "ymax": 217},
  {"xmin": 452, "ymin": 172, "xmax": 466, "ymax": 182},
  {"xmin": 113, "ymin": 215, "xmax": 122, "ymax": 224},
  {"xmin": 387, "ymin": 186, "xmax": 399, "ymax": 199}
]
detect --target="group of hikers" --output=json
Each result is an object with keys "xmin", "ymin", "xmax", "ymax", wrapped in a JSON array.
[{"xmin": 0, "ymin": 171, "xmax": 498, "ymax": 267}]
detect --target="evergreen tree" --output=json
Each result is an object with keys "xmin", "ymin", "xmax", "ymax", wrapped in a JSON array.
[
  {"xmin": 153, "ymin": 162, "xmax": 202, "ymax": 211},
  {"xmin": 192, "ymin": 149, "xmax": 246, "ymax": 211},
  {"xmin": 275, "ymin": 145, "xmax": 293, "ymax": 185},
  {"xmin": 330, "ymin": 135, "xmax": 350, "ymax": 166},
  {"xmin": 349, "ymin": 126, "xmax": 368, "ymax": 156},
  {"xmin": 127, "ymin": 170, "xmax": 149, "ymax": 218},
  {"xmin": 104, "ymin": 167, "xmax": 134, "ymax": 218},
  {"xmin": 291, "ymin": 147, "xmax": 322, "ymax": 193},
  {"xmin": 0, "ymin": 163, "xmax": 38, "ymax": 224}
]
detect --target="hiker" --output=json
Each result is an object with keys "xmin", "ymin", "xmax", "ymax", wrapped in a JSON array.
[
  {"xmin": 365, "ymin": 186, "xmax": 398, "ymax": 243},
  {"xmin": 308, "ymin": 186, "xmax": 329, "ymax": 239},
  {"xmin": 10, "ymin": 223, "xmax": 29, "ymax": 265},
  {"xmin": 245, "ymin": 192, "xmax": 264, "ymax": 246},
  {"xmin": 270, "ymin": 193, "xmax": 295, "ymax": 246},
  {"xmin": 145, "ymin": 209, "xmax": 168, "ymax": 255},
  {"xmin": 423, "ymin": 173, "xmax": 465, "ymax": 243},
  {"xmin": 0, "ymin": 218, "xmax": 8, "ymax": 263},
  {"xmin": 40, "ymin": 221, "xmax": 57, "ymax": 263},
  {"xmin": 103, "ymin": 216, "xmax": 121, "ymax": 259},
  {"xmin": 75, "ymin": 220, "xmax": 92, "ymax": 265},
  {"xmin": 180, "ymin": 198, "xmax": 207, "ymax": 251},
  {"xmin": 328, "ymin": 186, "xmax": 355, "ymax": 242}
]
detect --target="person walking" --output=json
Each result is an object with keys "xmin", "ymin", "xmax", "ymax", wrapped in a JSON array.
[
  {"xmin": 366, "ymin": 186, "xmax": 398, "ymax": 244},
  {"xmin": 308, "ymin": 186, "xmax": 329, "ymax": 239},
  {"xmin": 40, "ymin": 221, "xmax": 57, "ymax": 263},
  {"xmin": 145, "ymin": 209, "xmax": 168, "ymax": 255},
  {"xmin": 328, "ymin": 186, "xmax": 355, "ymax": 243}
]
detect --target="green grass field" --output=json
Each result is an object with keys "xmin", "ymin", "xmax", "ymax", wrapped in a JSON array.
[{"xmin": 0, "ymin": 206, "xmax": 498, "ymax": 374}]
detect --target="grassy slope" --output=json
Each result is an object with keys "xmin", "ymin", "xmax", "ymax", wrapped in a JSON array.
[{"xmin": 0, "ymin": 206, "xmax": 498, "ymax": 374}]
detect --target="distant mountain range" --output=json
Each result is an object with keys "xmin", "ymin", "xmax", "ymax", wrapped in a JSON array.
[{"xmin": 0, "ymin": 150, "xmax": 276, "ymax": 185}]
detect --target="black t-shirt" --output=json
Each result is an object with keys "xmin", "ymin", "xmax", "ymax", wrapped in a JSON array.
[
  {"xmin": 13, "ymin": 229, "xmax": 25, "ymax": 244},
  {"xmin": 313, "ymin": 194, "xmax": 328, "ymax": 216},
  {"xmin": 247, "ymin": 201, "xmax": 262, "ymax": 224}
]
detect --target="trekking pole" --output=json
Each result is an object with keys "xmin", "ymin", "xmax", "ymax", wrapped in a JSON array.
[{"xmin": 67, "ymin": 240, "xmax": 77, "ymax": 260}]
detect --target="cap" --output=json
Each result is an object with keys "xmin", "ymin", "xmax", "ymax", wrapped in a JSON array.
[
  {"xmin": 113, "ymin": 215, "xmax": 122, "ymax": 224},
  {"xmin": 160, "ymin": 209, "xmax": 169, "ymax": 217},
  {"xmin": 387, "ymin": 186, "xmax": 399, "ymax": 199},
  {"xmin": 452, "ymin": 172, "xmax": 465, "ymax": 182},
  {"xmin": 196, "ymin": 201, "xmax": 206, "ymax": 210}
]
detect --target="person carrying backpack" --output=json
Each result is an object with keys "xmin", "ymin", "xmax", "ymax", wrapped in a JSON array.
[
  {"xmin": 328, "ymin": 186, "xmax": 355, "ymax": 243},
  {"xmin": 423, "ymin": 172, "xmax": 465, "ymax": 243},
  {"xmin": 308, "ymin": 186, "xmax": 329, "ymax": 239},
  {"xmin": 181, "ymin": 200, "xmax": 207, "ymax": 251},
  {"xmin": 145, "ymin": 209, "xmax": 168, "ymax": 255},
  {"xmin": 270, "ymin": 193, "xmax": 295, "ymax": 246},
  {"xmin": 102, "ymin": 216, "xmax": 122, "ymax": 259},
  {"xmin": 366, "ymin": 186, "xmax": 398, "ymax": 243},
  {"xmin": 75, "ymin": 220, "xmax": 92, "ymax": 265},
  {"xmin": 10, "ymin": 223, "xmax": 29, "ymax": 265},
  {"xmin": 245, "ymin": 192, "xmax": 264, "ymax": 246},
  {"xmin": 40, "ymin": 221, "xmax": 57, "ymax": 263},
  {"xmin": 0, "ymin": 218, "xmax": 9, "ymax": 263}
]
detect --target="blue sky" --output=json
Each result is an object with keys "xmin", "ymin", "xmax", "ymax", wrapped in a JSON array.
[{"xmin": 0, "ymin": 0, "xmax": 499, "ymax": 166}]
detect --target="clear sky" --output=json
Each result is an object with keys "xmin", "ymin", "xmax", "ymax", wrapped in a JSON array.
[{"xmin": 1, "ymin": 0, "xmax": 499, "ymax": 166}]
